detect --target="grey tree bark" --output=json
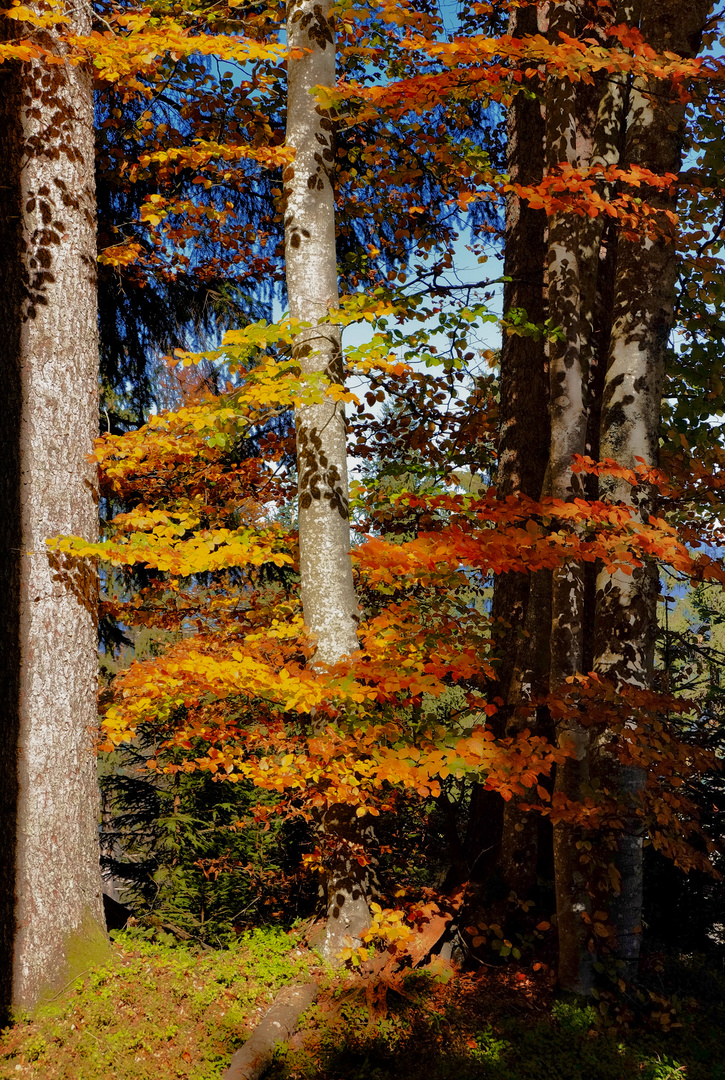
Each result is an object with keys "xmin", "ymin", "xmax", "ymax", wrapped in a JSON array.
[
  {"xmin": 284, "ymin": 0, "xmax": 359, "ymax": 670},
  {"xmin": 222, "ymin": 982, "xmax": 318, "ymax": 1080},
  {"xmin": 546, "ymin": 0, "xmax": 630, "ymax": 996},
  {"xmin": 592, "ymin": 0, "xmax": 712, "ymax": 983},
  {"xmin": 542, "ymin": 3, "xmax": 592, "ymax": 989},
  {"xmin": 490, "ymin": 0, "xmax": 711, "ymax": 993},
  {"xmin": 283, "ymin": 0, "xmax": 369, "ymax": 964},
  {"xmin": 0, "ymin": 1, "xmax": 107, "ymax": 1023},
  {"xmin": 543, "ymin": 0, "xmax": 711, "ymax": 993}
]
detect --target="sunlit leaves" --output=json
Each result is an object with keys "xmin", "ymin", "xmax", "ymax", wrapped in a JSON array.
[{"xmin": 34, "ymin": 0, "xmax": 725, "ymax": 897}]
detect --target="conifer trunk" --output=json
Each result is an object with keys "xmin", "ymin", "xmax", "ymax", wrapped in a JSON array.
[
  {"xmin": 284, "ymin": 0, "xmax": 369, "ymax": 963},
  {"xmin": 0, "ymin": 3, "xmax": 107, "ymax": 1021}
]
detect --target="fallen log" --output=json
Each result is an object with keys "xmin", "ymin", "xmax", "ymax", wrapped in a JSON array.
[{"xmin": 221, "ymin": 981, "xmax": 318, "ymax": 1080}]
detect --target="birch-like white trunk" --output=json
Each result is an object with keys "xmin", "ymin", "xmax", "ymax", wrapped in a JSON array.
[
  {"xmin": 285, "ymin": 0, "xmax": 359, "ymax": 669},
  {"xmin": 284, "ymin": 0, "xmax": 368, "ymax": 963},
  {"xmin": 0, "ymin": 3, "xmax": 107, "ymax": 1020}
]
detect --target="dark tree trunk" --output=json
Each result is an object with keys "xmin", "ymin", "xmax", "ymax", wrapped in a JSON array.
[{"xmin": 470, "ymin": 0, "xmax": 549, "ymax": 895}]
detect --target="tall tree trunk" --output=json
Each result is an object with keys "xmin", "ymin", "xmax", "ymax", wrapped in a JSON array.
[
  {"xmin": 592, "ymin": 0, "xmax": 711, "ymax": 982},
  {"xmin": 545, "ymin": 0, "xmax": 641, "ymax": 994},
  {"xmin": 284, "ymin": 0, "xmax": 369, "ymax": 963},
  {"xmin": 542, "ymin": 0, "xmax": 596, "ymax": 996},
  {"xmin": 0, "ymin": 4, "xmax": 107, "ymax": 1022},
  {"xmin": 470, "ymin": 0, "xmax": 549, "ymax": 897},
  {"xmin": 478, "ymin": 0, "xmax": 709, "ymax": 993}
]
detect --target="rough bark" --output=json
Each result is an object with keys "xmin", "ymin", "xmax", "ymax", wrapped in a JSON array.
[
  {"xmin": 284, "ymin": 0, "xmax": 369, "ymax": 964},
  {"xmin": 592, "ymin": 0, "xmax": 711, "ymax": 982},
  {"xmin": 0, "ymin": 4, "xmax": 107, "ymax": 1022}
]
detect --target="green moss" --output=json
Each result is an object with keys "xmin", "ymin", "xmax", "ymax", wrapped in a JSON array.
[
  {"xmin": 3, "ymin": 940, "xmax": 724, "ymax": 1080},
  {"xmin": 0, "ymin": 927, "xmax": 314, "ymax": 1080},
  {"xmin": 38, "ymin": 908, "xmax": 112, "ymax": 1008}
]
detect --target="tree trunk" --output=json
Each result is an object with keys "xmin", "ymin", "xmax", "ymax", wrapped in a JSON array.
[
  {"xmin": 542, "ymin": 0, "xmax": 596, "ymax": 996},
  {"xmin": 493, "ymin": 0, "xmax": 710, "ymax": 991},
  {"xmin": 284, "ymin": 0, "xmax": 369, "ymax": 963},
  {"xmin": 592, "ymin": 0, "xmax": 711, "ymax": 983},
  {"xmin": 472, "ymin": 0, "xmax": 549, "ymax": 898},
  {"xmin": 285, "ymin": 0, "xmax": 359, "ymax": 670},
  {"xmin": 543, "ymin": 0, "xmax": 640, "ymax": 994},
  {"xmin": 0, "ymin": 4, "xmax": 107, "ymax": 1022}
]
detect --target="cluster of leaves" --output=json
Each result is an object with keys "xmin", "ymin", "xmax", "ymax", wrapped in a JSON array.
[
  {"xmin": 11, "ymin": 0, "xmax": 724, "ymax": 953},
  {"xmin": 80, "ymin": 307, "xmax": 724, "ymax": 950}
]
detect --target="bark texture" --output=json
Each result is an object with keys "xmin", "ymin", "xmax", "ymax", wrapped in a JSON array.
[
  {"xmin": 544, "ymin": 4, "xmax": 592, "ymax": 990},
  {"xmin": 284, "ymin": 0, "xmax": 359, "ymax": 668},
  {"xmin": 490, "ymin": 0, "xmax": 711, "ymax": 993},
  {"xmin": 592, "ymin": 0, "xmax": 712, "ymax": 982},
  {"xmin": 545, "ymin": 0, "xmax": 624, "ymax": 996},
  {"xmin": 284, "ymin": 0, "xmax": 369, "ymax": 964},
  {"xmin": 0, "ymin": 2, "xmax": 107, "ymax": 1022},
  {"xmin": 474, "ymin": 0, "xmax": 549, "ymax": 898}
]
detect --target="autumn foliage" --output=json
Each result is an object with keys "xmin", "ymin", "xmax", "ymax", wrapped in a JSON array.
[{"xmin": 6, "ymin": 0, "xmax": 723, "ymax": 982}]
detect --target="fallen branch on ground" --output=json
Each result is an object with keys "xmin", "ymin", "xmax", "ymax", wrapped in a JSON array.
[{"xmin": 221, "ymin": 981, "xmax": 318, "ymax": 1080}]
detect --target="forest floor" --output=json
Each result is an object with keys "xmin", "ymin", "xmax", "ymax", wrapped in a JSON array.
[{"xmin": 1, "ymin": 927, "xmax": 724, "ymax": 1080}]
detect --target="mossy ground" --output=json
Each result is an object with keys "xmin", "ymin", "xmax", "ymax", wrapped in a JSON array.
[
  {"xmin": 2, "ymin": 934, "xmax": 723, "ymax": 1080},
  {"xmin": 0, "ymin": 928, "xmax": 313, "ymax": 1080}
]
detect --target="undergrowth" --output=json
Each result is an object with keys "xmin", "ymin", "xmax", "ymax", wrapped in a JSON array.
[
  {"xmin": 1, "ymin": 933, "xmax": 723, "ymax": 1080},
  {"xmin": 266, "ymin": 956, "xmax": 725, "ymax": 1080},
  {"xmin": 0, "ymin": 927, "xmax": 312, "ymax": 1080}
]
